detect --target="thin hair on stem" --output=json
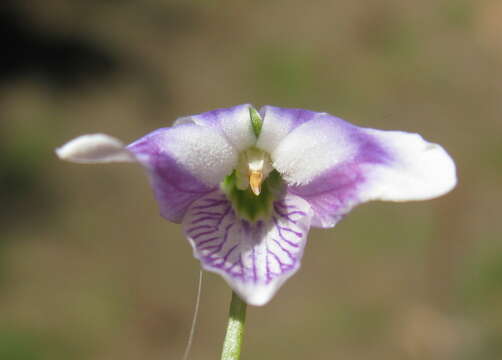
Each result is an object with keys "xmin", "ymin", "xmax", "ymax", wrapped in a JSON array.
[{"xmin": 181, "ymin": 270, "xmax": 203, "ymax": 360}]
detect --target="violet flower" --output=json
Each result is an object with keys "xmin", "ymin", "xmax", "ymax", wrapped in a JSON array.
[{"xmin": 56, "ymin": 104, "xmax": 456, "ymax": 306}]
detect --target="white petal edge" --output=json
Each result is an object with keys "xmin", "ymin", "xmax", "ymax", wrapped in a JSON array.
[
  {"xmin": 55, "ymin": 134, "xmax": 136, "ymax": 163},
  {"xmin": 360, "ymin": 130, "xmax": 457, "ymax": 201}
]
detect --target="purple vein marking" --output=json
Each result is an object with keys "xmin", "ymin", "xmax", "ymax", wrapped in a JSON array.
[
  {"xmin": 274, "ymin": 207, "xmax": 298, "ymax": 224},
  {"xmin": 223, "ymin": 244, "xmax": 239, "ymax": 263},
  {"xmin": 193, "ymin": 211, "xmax": 223, "ymax": 216},
  {"xmin": 196, "ymin": 236, "xmax": 219, "ymax": 247},
  {"xmin": 280, "ymin": 237, "xmax": 300, "ymax": 248},
  {"xmin": 273, "ymin": 217, "xmax": 302, "ymax": 244},
  {"xmin": 192, "ymin": 199, "xmax": 227, "ymax": 210},
  {"xmin": 268, "ymin": 249, "xmax": 289, "ymax": 272},
  {"xmin": 215, "ymin": 205, "xmax": 232, "ymax": 227},
  {"xmin": 200, "ymin": 244, "xmax": 220, "ymax": 251},
  {"xmin": 191, "ymin": 216, "xmax": 221, "ymax": 224},
  {"xmin": 192, "ymin": 230, "xmax": 219, "ymax": 240},
  {"xmin": 279, "ymin": 226, "xmax": 302, "ymax": 238},
  {"xmin": 275, "ymin": 201, "xmax": 297, "ymax": 210},
  {"xmin": 272, "ymin": 239, "xmax": 295, "ymax": 262},
  {"xmin": 187, "ymin": 224, "xmax": 213, "ymax": 233},
  {"xmin": 202, "ymin": 196, "xmax": 226, "ymax": 204},
  {"xmin": 204, "ymin": 222, "xmax": 234, "ymax": 255},
  {"xmin": 228, "ymin": 255, "xmax": 245, "ymax": 279},
  {"xmin": 274, "ymin": 204, "xmax": 307, "ymax": 222}
]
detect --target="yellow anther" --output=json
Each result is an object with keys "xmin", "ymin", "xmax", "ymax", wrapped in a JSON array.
[{"xmin": 249, "ymin": 170, "xmax": 263, "ymax": 196}]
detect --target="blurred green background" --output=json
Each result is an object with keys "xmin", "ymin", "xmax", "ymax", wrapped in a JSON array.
[{"xmin": 1, "ymin": 0, "xmax": 501, "ymax": 359}]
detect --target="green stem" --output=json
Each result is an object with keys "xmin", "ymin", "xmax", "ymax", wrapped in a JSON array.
[{"xmin": 221, "ymin": 291, "xmax": 247, "ymax": 360}]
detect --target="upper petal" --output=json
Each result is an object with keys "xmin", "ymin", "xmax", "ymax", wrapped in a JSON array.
[
  {"xmin": 183, "ymin": 190, "xmax": 313, "ymax": 306},
  {"xmin": 259, "ymin": 107, "xmax": 456, "ymax": 228},
  {"xmin": 256, "ymin": 106, "xmax": 321, "ymax": 154},
  {"xmin": 127, "ymin": 123, "xmax": 239, "ymax": 222},
  {"xmin": 175, "ymin": 104, "xmax": 256, "ymax": 151},
  {"xmin": 266, "ymin": 109, "xmax": 362, "ymax": 186}
]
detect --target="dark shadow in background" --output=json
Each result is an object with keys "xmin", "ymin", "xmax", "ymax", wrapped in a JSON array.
[
  {"xmin": 0, "ymin": 1, "xmax": 119, "ymax": 89},
  {"xmin": 0, "ymin": 2, "xmax": 120, "ymax": 228}
]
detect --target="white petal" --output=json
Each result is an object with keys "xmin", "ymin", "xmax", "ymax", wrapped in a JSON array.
[
  {"xmin": 219, "ymin": 105, "xmax": 256, "ymax": 151},
  {"xmin": 360, "ymin": 130, "xmax": 457, "ymax": 201},
  {"xmin": 175, "ymin": 104, "xmax": 256, "ymax": 152},
  {"xmin": 271, "ymin": 116, "xmax": 358, "ymax": 185},
  {"xmin": 256, "ymin": 108, "xmax": 297, "ymax": 153},
  {"xmin": 147, "ymin": 124, "xmax": 239, "ymax": 187},
  {"xmin": 55, "ymin": 134, "xmax": 135, "ymax": 163},
  {"xmin": 257, "ymin": 106, "xmax": 321, "ymax": 154}
]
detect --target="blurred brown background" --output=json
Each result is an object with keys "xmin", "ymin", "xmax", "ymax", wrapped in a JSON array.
[{"xmin": 1, "ymin": 0, "xmax": 501, "ymax": 359}]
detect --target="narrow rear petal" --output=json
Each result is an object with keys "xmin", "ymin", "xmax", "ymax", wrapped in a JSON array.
[
  {"xmin": 175, "ymin": 104, "xmax": 256, "ymax": 152},
  {"xmin": 56, "ymin": 134, "xmax": 135, "ymax": 163},
  {"xmin": 127, "ymin": 124, "xmax": 239, "ymax": 222}
]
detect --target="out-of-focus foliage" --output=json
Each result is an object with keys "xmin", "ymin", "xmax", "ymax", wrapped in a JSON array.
[{"xmin": 0, "ymin": 0, "xmax": 501, "ymax": 359}]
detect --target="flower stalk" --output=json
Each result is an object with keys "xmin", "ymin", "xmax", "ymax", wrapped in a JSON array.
[{"xmin": 221, "ymin": 291, "xmax": 247, "ymax": 360}]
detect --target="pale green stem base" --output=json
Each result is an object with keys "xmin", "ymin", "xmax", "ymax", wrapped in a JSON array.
[{"xmin": 221, "ymin": 291, "xmax": 247, "ymax": 360}]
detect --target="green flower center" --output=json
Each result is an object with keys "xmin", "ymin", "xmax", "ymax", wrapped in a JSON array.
[
  {"xmin": 221, "ymin": 169, "xmax": 283, "ymax": 222},
  {"xmin": 220, "ymin": 107, "xmax": 284, "ymax": 222}
]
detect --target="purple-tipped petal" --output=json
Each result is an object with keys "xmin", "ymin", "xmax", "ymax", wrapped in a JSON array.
[
  {"xmin": 259, "ymin": 106, "xmax": 456, "ymax": 228},
  {"xmin": 175, "ymin": 104, "xmax": 256, "ymax": 151},
  {"xmin": 128, "ymin": 123, "xmax": 239, "ymax": 223},
  {"xmin": 183, "ymin": 191, "xmax": 313, "ymax": 306},
  {"xmin": 358, "ymin": 129, "xmax": 457, "ymax": 201}
]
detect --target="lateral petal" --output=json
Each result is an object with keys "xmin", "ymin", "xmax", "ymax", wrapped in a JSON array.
[
  {"xmin": 358, "ymin": 129, "xmax": 457, "ymax": 202},
  {"xmin": 268, "ymin": 110, "xmax": 363, "ymax": 186},
  {"xmin": 259, "ymin": 106, "xmax": 456, "ymax": 228},
  {"xmin": 290, "ymin": 128, "xmax": 456, "ymax": 227},
  {"xmin": 127, "ymin": 124, "xmax": 239, "ymax": 223}
]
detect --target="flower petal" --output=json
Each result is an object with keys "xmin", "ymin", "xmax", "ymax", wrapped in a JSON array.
[
  {"xmin": 267, "ymin": 110, "xmax": 362, "ymax": 186},
  {"xmin": 256, "ymin": 106, "xmax": 321, "ymax": 154},
  {"xmin": 127, "ymin": 123, "xmax": 239, "ymax": 223},
  {"xmin": 358, "ymin": 129, "xmax": 457, "ymax": 201},
  {"xmin": 258, "ymin": 107, "xmax": 456, "ymax": 228},
  {"xmin": 288, "ymin": 163, "xmax": 368, "ymax": 228},
  {"xmin": 183, "ymin": 191, "xmax": 313, "ymax": 306},
  {"xmin": 175, "ymin": 104, "xmax": 256, "ymax": 151},
  {"xmin": 290, "ymin": 129, "xmax": 456, "ymax": 227},
  {"xmin": 56, "ymin": 134, "xmax": 136, "ymax": 163}
]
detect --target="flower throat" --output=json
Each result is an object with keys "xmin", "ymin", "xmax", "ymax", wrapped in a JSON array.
[{"xmin": 220, "ymin": 107, "xmax": 284, "ymax": 222}]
